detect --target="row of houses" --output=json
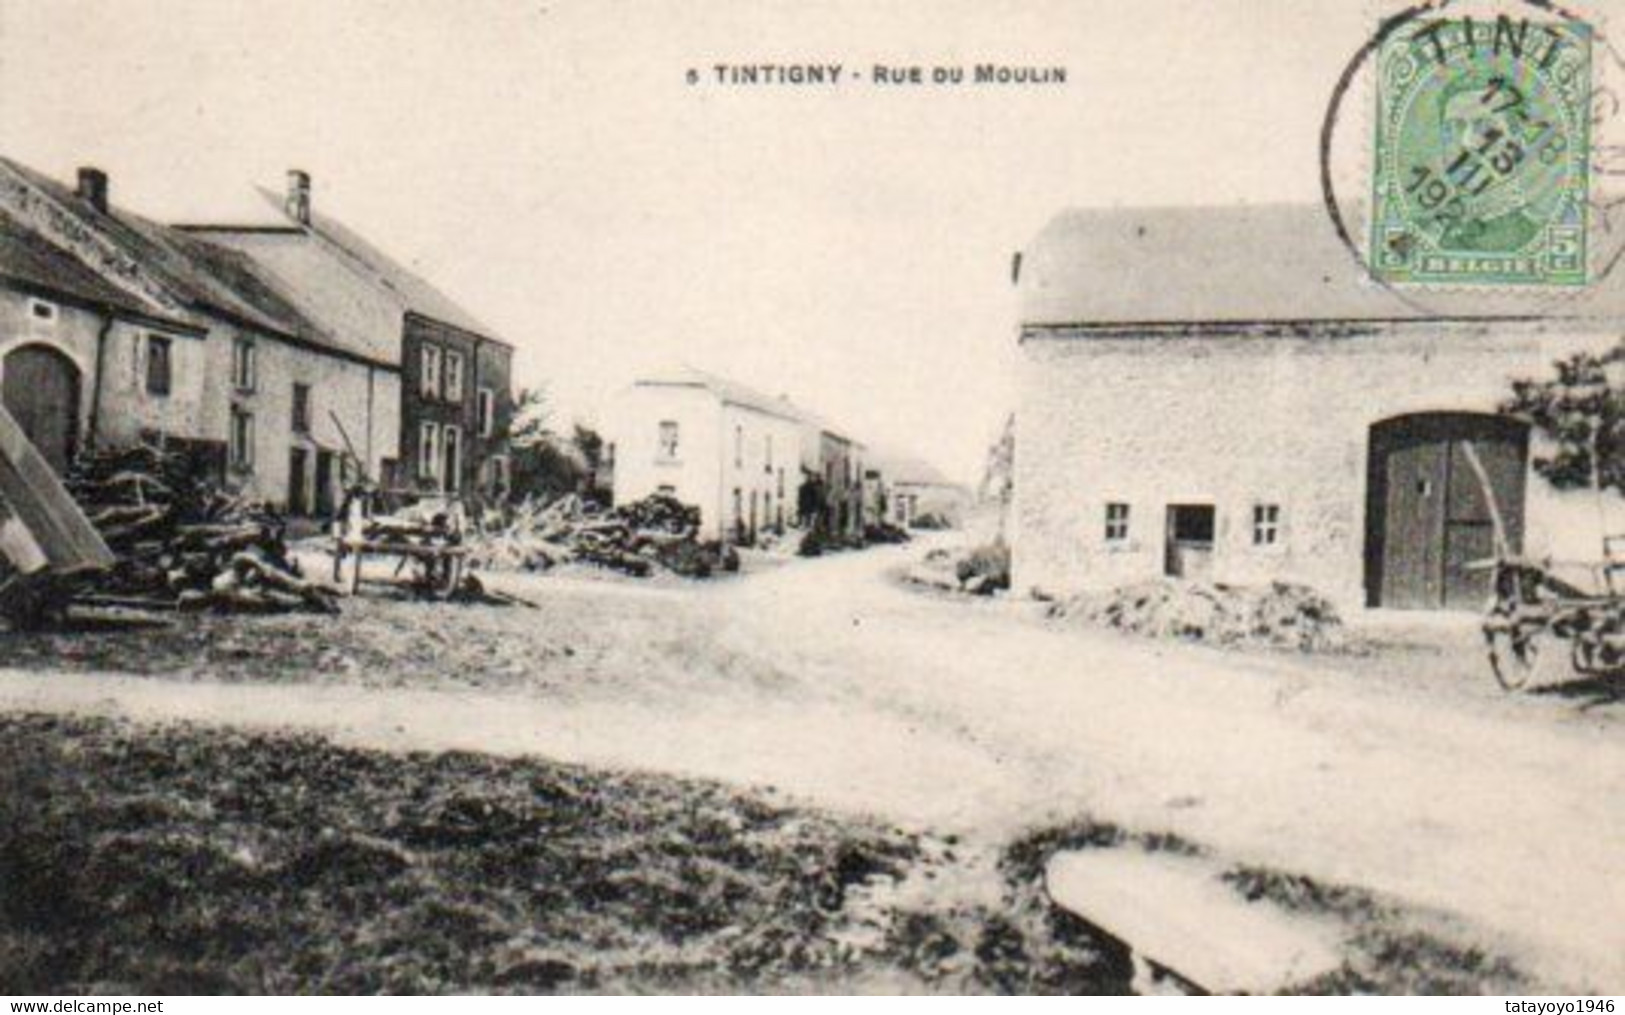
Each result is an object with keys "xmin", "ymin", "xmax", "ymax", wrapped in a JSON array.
[
  {"xmin": 1010, "ymin": 203, "xmax": 1625, "ymax": 613},
  {"xmin": 604, "ymin": 365, "xmax": 968, "ymax": 544},
  {"xmin": 0, "ymin": 157, "xmax": 514, "ymax": 514}
]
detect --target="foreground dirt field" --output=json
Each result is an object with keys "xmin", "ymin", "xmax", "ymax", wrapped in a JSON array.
[
  {"xmin": 1, "ymin": 545, "xmax": 1619, "ymax": 993},
  {"xmin": 0, "ymin": 713, "xmax": 1129, "ymax": 994}
]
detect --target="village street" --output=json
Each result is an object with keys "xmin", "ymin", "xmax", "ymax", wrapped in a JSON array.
[{"xmin": 1, "ymin": 543, "xmax": 1621, "ymax": 992}]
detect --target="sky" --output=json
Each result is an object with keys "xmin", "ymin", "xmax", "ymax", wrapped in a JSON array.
[{"xmin": 0, "ymin": 0, "xmax": 1374, "ymax": 482}]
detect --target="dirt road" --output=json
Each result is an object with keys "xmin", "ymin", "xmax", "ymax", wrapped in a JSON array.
[{"xmin": 2, "ymin": 544, "xmax": 1620, "ymax": 991}]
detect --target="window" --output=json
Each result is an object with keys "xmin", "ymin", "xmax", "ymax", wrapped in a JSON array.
[
  {"xmin": 444, "ymin": 350, "xmax": 465, "ymax": 402},
  {"xmin": 28, "ymin": 299, "xmax": 57, "ymax": 323},
  {"xmin": 489, "ymin": 454, "xmax": 510, "ymax": 492},
  {"xmin": 420, "ymin": 345, "xmax": 442, "ymax": 399},
  {"xmin": 443, "ymin": 425, "xmax": 462, "ymax": 491},
  {"xmin": 1253, "ymin": 503, "xmax": 1282, "ymax": 546},
  {"xmin": 765, "ymin": 434, "xmax": 773, "ymax": 472},
  {"xmin": 734, "ymin": 425, "xmax": 743, "ymax": 468},
  {"xmin": 477, "ymin": 387, "xmax": 495, "ymax": 438},
  {"xmin": 658, "ymin": 420, "xmax": 680, "ymax": 460},
  {"xmin": 292, "ymin": 383, "xmax": 311, "ymax": 433},
  {"xmin": 144, "ymin": 335, "xmax": 172, "ymax": 397},
  {"xmin": 777, "ymin": 467, "xmax": 785, "ymax": 499},
  {"xmin": 418, "ymin": 421, "xmax": 441, "ymax": 482},
  {"xmin": 1105, "ymin": 502, "xmax": 1131, "ymax": 543},
  {"xmin": 229, "ymin": 407, "xmax": 255, "ymax": 471},
  {"xmin": 232, "ymin": 337, "xmax": 257, "ymax": 392}
]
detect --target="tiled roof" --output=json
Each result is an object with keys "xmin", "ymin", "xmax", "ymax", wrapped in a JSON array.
[
  {"xmin": 1020, "ymin": 203, "xmax": 1625, "ymax": 329},
  {"xmin": 0, "ymin": 157, "xmax": 383, "ymax": 364},
  {"xmin": 0, "ymin": 208, "xmax": 186, "ymax": 326}
]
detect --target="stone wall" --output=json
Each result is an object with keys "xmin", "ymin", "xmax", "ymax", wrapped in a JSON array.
[{"xmin": 1013, "ymin": 321, "xmax": 1625, "ymax": 609}]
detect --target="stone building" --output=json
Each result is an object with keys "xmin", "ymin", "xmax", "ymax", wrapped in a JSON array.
[
  {"xmin": 0, "ymin": 158, "xmax": 398, "ymax": 512},
  {"xmin": 605, "ymin": 366, "xmax": 805, "ymax": 543},
  {"xmin": 874, "ymin": 453, "xmax": 970, "ymax": 529},
  {"xmin": 1013, "ymin": 204, "xmax": 1625, "ymax": 612},
  {"xmin": 183, "ymin": 171, "xmax": 514, "ymax": 501}
]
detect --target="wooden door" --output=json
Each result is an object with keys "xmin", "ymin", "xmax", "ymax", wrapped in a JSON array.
[
  {"xmin": 289, "ymin": 447, "xmax": 309, "ymax": 516},
  {"xmin": 2, "ymin": 345, "xmax": 80, "ymax": 473},
  {"xmin": 1379, "ymin": 439, "xmax": 1448, "ymax": 610},
  {"xmin": 315, "ymin": 450, "xmax": 335, "ymax": 518},
  {"xmin": 1367, "ymin": 414, "xmax": 1528, "ymax": 610}
]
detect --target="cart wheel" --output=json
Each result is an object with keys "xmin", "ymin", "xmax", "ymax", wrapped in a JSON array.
[{"xmin": 1487, "ymin": 626, "xmax": 1544, "ymax": 691}]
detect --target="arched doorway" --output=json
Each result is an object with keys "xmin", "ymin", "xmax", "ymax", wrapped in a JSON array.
[
  {"xmin": 1365, "ymin": 412, "xmax": 1529, "ymax": 610},
  {"xmin": 2, "ymin": 343, "xmax": 81, "ymax": 473}
]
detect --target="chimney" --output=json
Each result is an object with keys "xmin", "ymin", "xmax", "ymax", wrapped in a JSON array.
[
  {"xmin": 76, "ymin": 167, "xmax": 108, "ymax": 213},
  {"xmin": 285, "ymin": 169, "xmax": 311, "ymax": 225}
]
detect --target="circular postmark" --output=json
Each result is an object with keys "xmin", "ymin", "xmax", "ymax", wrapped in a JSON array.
[{"xmin": 1321, "ymin": 0, "xmax": 1625, "ymax": 306}]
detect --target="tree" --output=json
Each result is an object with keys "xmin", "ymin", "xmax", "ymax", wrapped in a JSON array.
[
  {"xmin": 504, "ymin": 387, "xmax": 608, "ymax": 502},
  {"xmin": 1502, "ymin": 345, "xmax": 1625, "ymax": 496}
]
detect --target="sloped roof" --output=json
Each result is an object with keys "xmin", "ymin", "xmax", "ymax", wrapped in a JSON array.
[
  {"xmin": 1019, "ymin": 203, "xmax": 1625, "ymax": 328},
  {"xmin": 0, "ymin": 157, "xmax": 386, "ymax": 365},
  {"xmin": 181, "ymin": 226, "xmax": 413, "ymax": 365},
  {"xmin": 868, "ymin": 449, "xmax": 961, "ymax": 487},
  {"xmin": 187, "ymin": 186, "xmax": 509, "ymax": 361},
  {"xmin": 292, "ymin": 195, "xmax": 501, "ymax": 342},
  {"xmin": 635, "ymin": 365, "xmax": 807, "ymax": 424},
  {"xmin": 0, "ymin": 208, "xmax": 189, "ymax": 327},
  {"xmin": 0, "ymin": 158, "xmax": 321, "ymax": 341}
]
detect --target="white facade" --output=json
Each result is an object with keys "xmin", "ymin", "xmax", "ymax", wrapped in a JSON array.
[{"xmin": 607, "ymin": 379, "xmax": 804, "ymax": 542}]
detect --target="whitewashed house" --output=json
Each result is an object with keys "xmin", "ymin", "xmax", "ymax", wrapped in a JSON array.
[{"xmin": 605, "ymin": 367, "xmax": 805, "ymax": 543}]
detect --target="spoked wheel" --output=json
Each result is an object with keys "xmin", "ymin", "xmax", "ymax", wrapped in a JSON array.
[{"xmin": 1487, "ymin": 624, "xmax": 1546, "ymax": 691}]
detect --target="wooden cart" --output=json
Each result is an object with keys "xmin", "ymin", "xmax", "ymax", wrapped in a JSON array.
[
  {"xmin": 332, "ymin": 488, "xmax": 468, "ymax": 599},
  {"xmin": 1475, "ymin": 542, "xmax": 1625, "ymax": 690}
]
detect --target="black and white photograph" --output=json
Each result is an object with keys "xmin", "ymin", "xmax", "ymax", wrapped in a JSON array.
[{"xmin": 0, "ymin": 0, "xmax": 1621, "ymax": 999}]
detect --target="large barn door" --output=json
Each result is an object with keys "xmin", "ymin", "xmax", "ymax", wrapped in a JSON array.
[
  {"xmin": 2, "ymin": 344, "xmax": 81, "ymax": 474},
  {"xmin": 1366, "ymin": 413, "xmax": 1528, "ymax": 610}
]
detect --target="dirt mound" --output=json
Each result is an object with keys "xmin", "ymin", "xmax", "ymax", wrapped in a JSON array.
[{"xmin": 1046, "ymin": 579, "xmax": 1347, "ymax": 652}]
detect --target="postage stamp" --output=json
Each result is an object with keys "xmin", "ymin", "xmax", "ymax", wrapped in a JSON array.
[{"xmin": 1370, "ymin": 13, "xmax": 1594, "ymax": 287}]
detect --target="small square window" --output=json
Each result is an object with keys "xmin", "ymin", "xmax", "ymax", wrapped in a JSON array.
[
  {"xmin": 1253, "ymin": 503, "xmax": 1282, "ymax": 546},
  {"xmin": 1104, "ymin": 502, "xmax": 1131, "ymax": 543},
  {"xmin": 28, "ymin": 299, "xmax": 57, "ymax": 323}
]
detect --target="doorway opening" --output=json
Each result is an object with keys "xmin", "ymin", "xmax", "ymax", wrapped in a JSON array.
[{"xmin": 1164, "ymin": 504, "xmax": 1216, "ymax": 580}]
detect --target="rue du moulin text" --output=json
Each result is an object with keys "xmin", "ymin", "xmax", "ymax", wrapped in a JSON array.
[{"xmin": 697, "ymin": 63, "xmax": 1067, "ymax": 87}]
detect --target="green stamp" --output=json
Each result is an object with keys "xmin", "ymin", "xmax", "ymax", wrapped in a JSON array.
[{"xmin": 1371, "ymin": 14, "xmax": 1593, "ymax": 287}]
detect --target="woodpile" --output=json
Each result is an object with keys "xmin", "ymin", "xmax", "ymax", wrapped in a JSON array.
[
  {"xmin": 467, "ymin": 493, "xmax": 738, "ymax": 579},
  {"xmin": 66, "ymin": 444, "xmax": 338, "ymax": 614}
]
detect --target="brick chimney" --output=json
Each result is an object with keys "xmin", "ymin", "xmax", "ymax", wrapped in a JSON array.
[
  {"xmin": 76, "ymin": 167, "xmax": 108, "ymax": 213},
  {"xmin": 285, "ymin": 169, "xmax": 311, "ymax": 225}
]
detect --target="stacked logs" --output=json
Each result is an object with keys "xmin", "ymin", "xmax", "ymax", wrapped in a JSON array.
[
  {"xmin": 66, "ymin": 444, "xmax": 338, "ymax": 614},
  {"xmin": 467, "ymin": 493, "xmax": 738, "ymax": 579}
]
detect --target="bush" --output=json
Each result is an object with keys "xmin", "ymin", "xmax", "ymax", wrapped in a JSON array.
[{"xmin": 954, "ymin": 541, "xmax": 1010, "ymax": 595}]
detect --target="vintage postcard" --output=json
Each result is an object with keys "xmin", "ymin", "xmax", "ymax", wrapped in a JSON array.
[{"xmin": 0, "ymin": 0, "xmax": 1621, "ymax": 1000}]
